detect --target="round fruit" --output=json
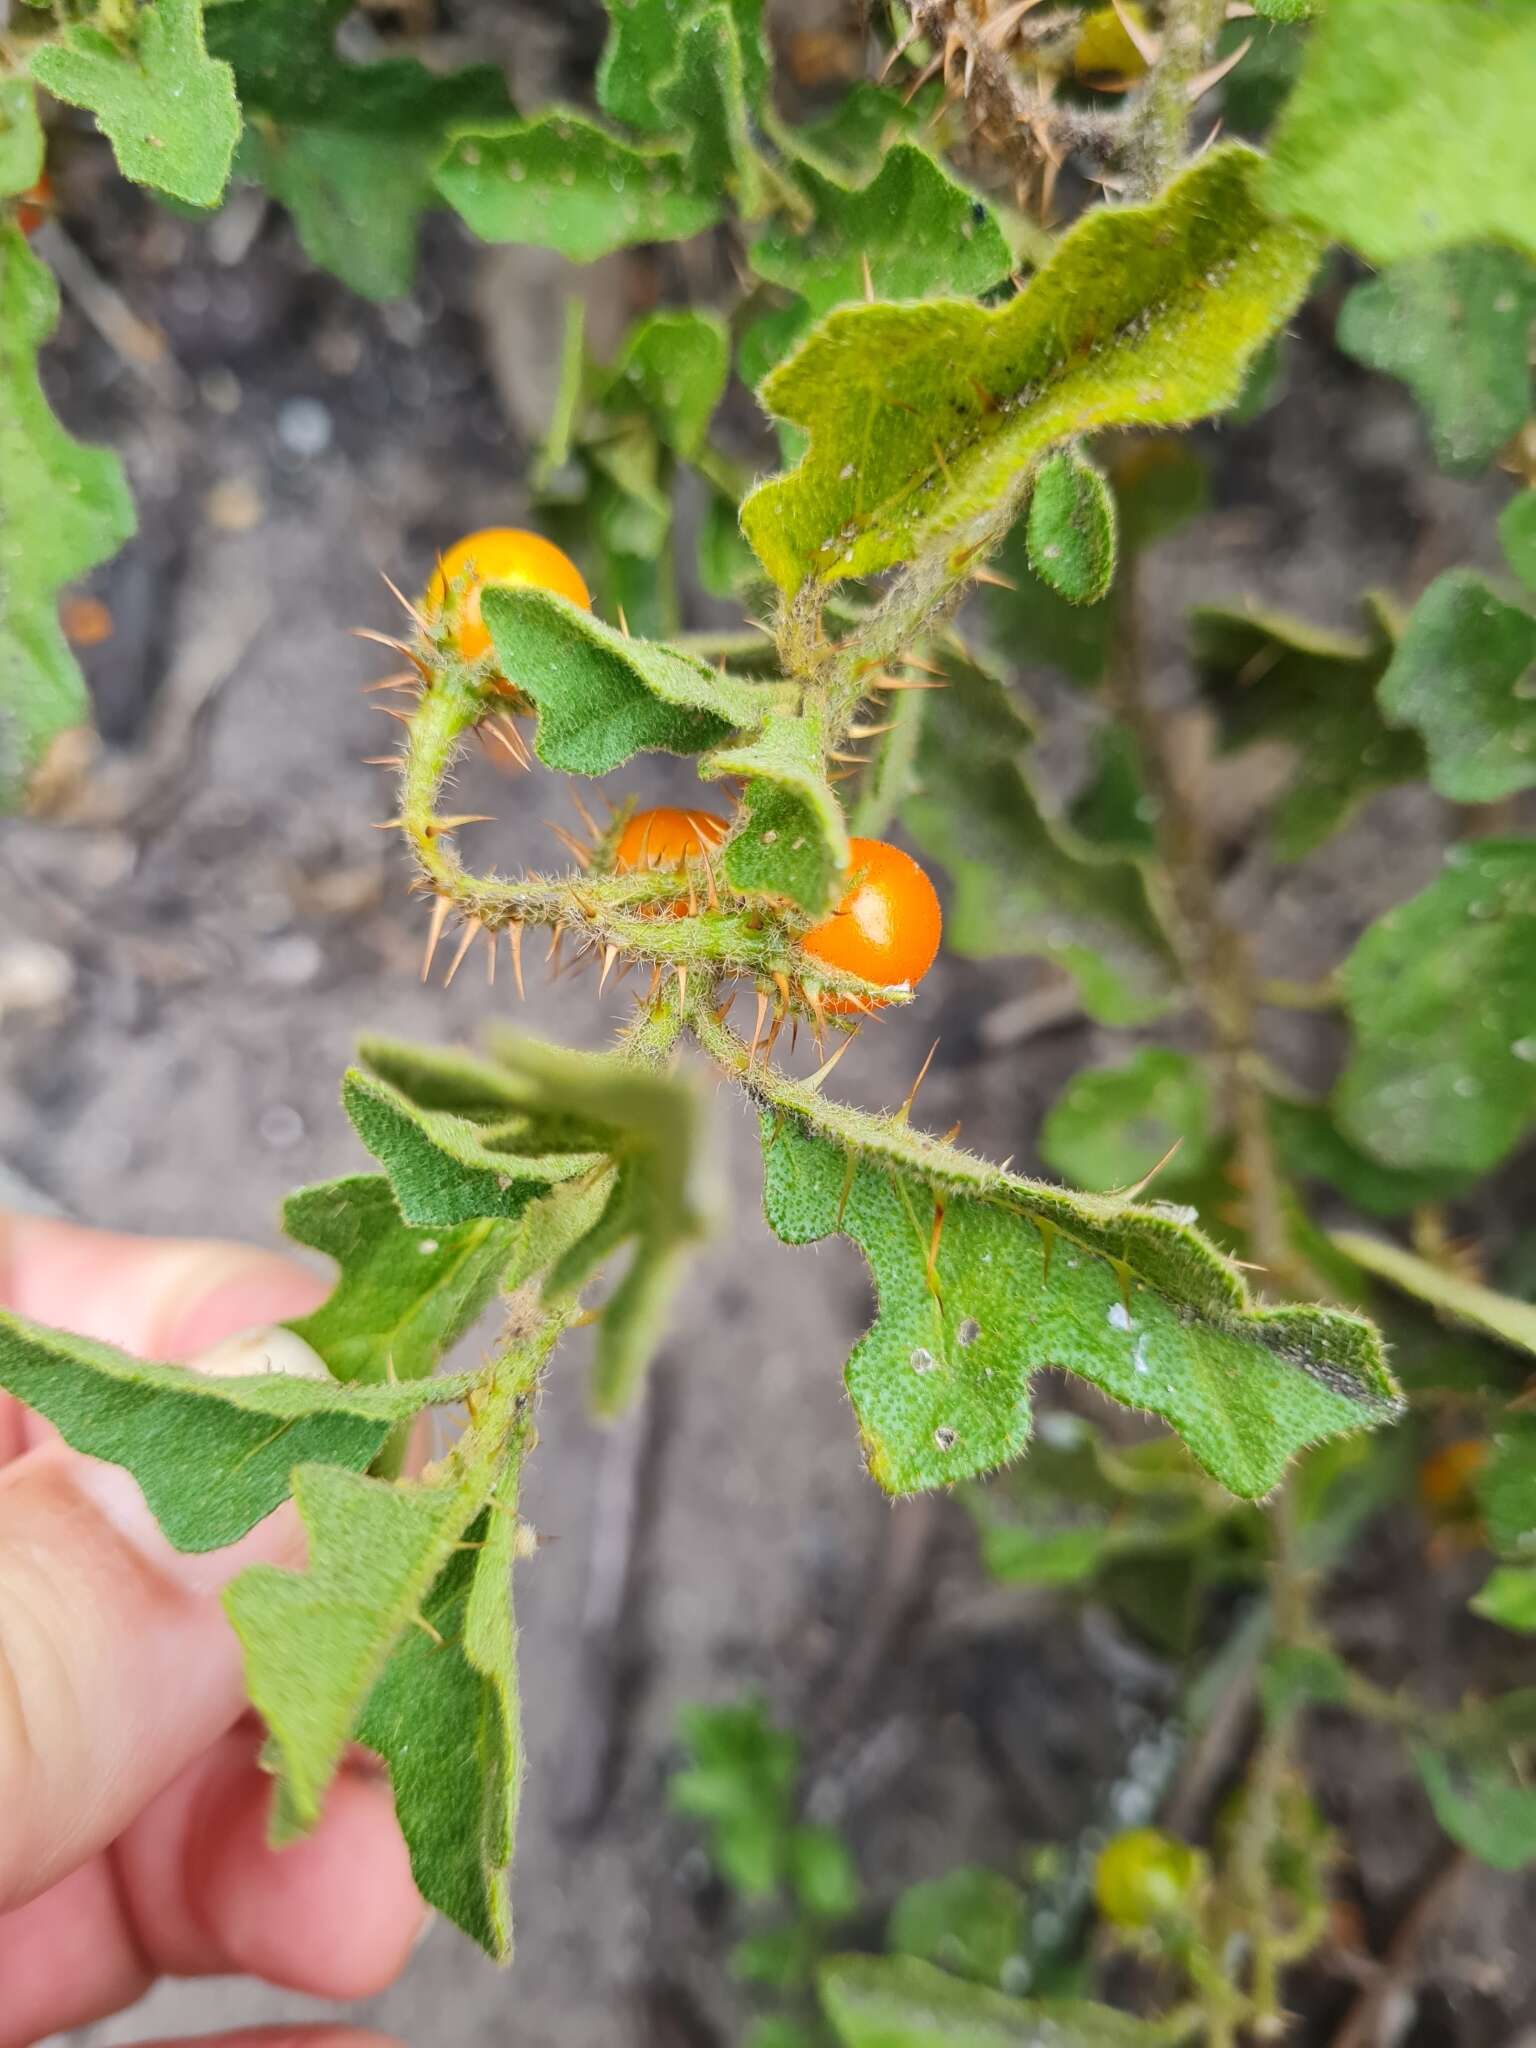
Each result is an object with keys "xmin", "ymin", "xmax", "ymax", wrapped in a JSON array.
[
  {"xmin": 17, "ymin": 173, "xmax": 52, "ymax": 238},
  {"xmin": 801, "ymin": 837, "xmax": 942, "ymax": 1011},
  {"xmin": 614, "ymin": 807, "xmax": 729, "ymax": 873},
  {"xmin": 1093, "ymin": 1828, "xmax": 1204, "ymax": 1930},
  {"xmin": 1073, "ymin": 3, "xmax": 1150, "ymax": 78},
  {"xmin": 423, "ymin": 528, "xmax": 590, "ymax": 663},
  {"xmin": 1417, "ymin": 1438, "xmax": 1489, "ymax": 1516}
]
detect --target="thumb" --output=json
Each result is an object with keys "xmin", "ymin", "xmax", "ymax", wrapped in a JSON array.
[{"xmin": 0, "ymin": 1212, "xmax": 327, "ymax": 1910}]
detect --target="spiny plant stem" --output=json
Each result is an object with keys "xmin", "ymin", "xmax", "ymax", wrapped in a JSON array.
[{"xmin": 1127, "ymin": 0, "xmax": 1226, "ymax": 200}]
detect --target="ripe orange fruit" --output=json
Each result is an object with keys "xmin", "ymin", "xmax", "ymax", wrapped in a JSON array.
[
  {"xmin": 1417, "ymin": 1438, "xmax": 1489, "ymax": 1515},
  {"xmin": 801, "ymin": 837, "xmax": 941, "ymax": 1011},
  {"xmin": 614, "ymin": 807, "xmax": 729, "ymax": 873},
  {"xmin": 423, "ymin": 528, "xmax": 590, "ymax": 664}
]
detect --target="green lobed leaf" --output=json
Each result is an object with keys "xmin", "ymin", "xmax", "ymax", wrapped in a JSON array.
[
  {"xmin": 0, "ymin": 78, "xmax": 44, "ymax": 198},
  {"xmin": 607, "ymin": 309, "xmax": 730, "ymax": 460},
  {"xmin": 1068, "ymin": 722, "xmax": 1157, "ymax": 856},
  {"xmin": 356, "ymin": 1489, "xmax": 523, "ymax": 1956},
  {"xmin": 1041, "ymin": 1051, "xmax": 1216, "ymax": 1194},
  {"xmin": 1269, "ymin": 1099, "xmax": 1473, "ymax": 1221},
  {"xmin": 1252, "ymin": 0, "xmax": 1315, "ymax": 19},
  {"xmin": 282, "ymin": 1174, "xmax": 514, "ymax": 1385},
  {"xmin": 350, "ymin": 1034, "xmax": 705, "ymax": 1417},
  {"xmin": 207, "ymin": 0, "xmax": 511, "ymax": 298},
  {"xmin": 1472, "ymin": 1566, "xmax": 1536, "ymax": 1634},
  {"xmin": 741, "ymin": 147, "xmax": 1321, "ymax": 593},
  {"xmin": 1262, "ymin": 0, "xmax": 1536, "ymax": 264},
  {"xmin": 0, "ymin": 1309, "xmax": 474, "ymax": 1552},
  {"xmin": 435, "ymin": 112, "xmax": 720, "ymax": 263},
  {"xmin": 1025, "ymin": 449, "xmax": 1117, "ymax": 607},
  {"xmin": 30, "ymin": 0, "xmax": 239, "ymax": 208},
  {"xmin": 655, "ymin": 4, "xmax": 772, "ymax": 217},
  {"xmin": 1411, "ymin": 1696, "xmax": 1536, "ymax": 1871},
  {"xmin": 819, "ymin": 1954, "xmax": 1182, "ymax": 2047},
  {"xmin": 671, "ymin": 1698, "xmax": 798, "ymax": 1899},
  {"xmin": 753, "ymin": 1090, "xmax": 1399, "ymax": 1502},
  {"xmin": 887, "ymin": 1869, "xmax": 1029, "ymax": 1990},
  {"xmin": 1482, "ymin": 1421, "xmax": 1536, "ymax": 1559},
  {"xmin": 482, "ymin": 586, "xmax": 762, "ymax": 773},
  {"xmin": 1191, "ymin": 600, "xmax": 1422, "ymax": 859},
  {"xmin": 227, "ymin": 1466, "xmax": 485, "ymax": 1835},
  {"xmin": 905, "ymin": 661, "xmax": 1178, "ymax": 1025},
  {"xmin": 598, "ymin": 0, "xmax": 768, "ymax": 135},
  {"xmin": 750, "ymin": 143, "xmax": 1012, "ymax": 323},
  {"xmin": 969, "ymin": 1413, "xmax": 1237, "ymax": 1592},
  {"xmin": 1333, "ymin": 841, "xmax": 1536, "ymax": 1175},
  {"xmin": 1501, "ymin": 493, "xmax": 1536, "ymax": 596},
  {"xmin": 1332, "ymin": 1232, "xmax": 1536, "ymax": 1359},
  {"xmin": 1336, "ymin": 247, "xmax": 1536, "ymax": 476},
  {"xmin": 493, "ymin": 1034, "xmax": 706, "ymax": 1415},
  {"xmin": 702, "ymin": 711, "xmax": 849, "ymax": 913},
  {"xmin": 1376, "ymin": 571, "xmax": 1536, "ymax": 804},
  {"xmin": 0, "ymin": 227, "xmax": 136, "ymax": 810},
  {"xmin": 792, "ymin": 81, "xmax": 923, "ymax": 176}
]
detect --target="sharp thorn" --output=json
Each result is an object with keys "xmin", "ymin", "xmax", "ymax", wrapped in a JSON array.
[
  {"xmin": 421, "ymin": 896, "xmax": 450, "ymax": 983},
  {"xmin": 899, "ymin": 1038, "xmax": 940, "ymax": 1122},
  {"xmin": 1188, "ymin": 37, "xmax": 1250, "ymax": 100},
  {"xmin": 942, "ymin": 1121, "xmax": 962, "ymax": 1144},
  {"xmin": 806, "ymin": 1030, "xmax": 857, "ymax": 1091},
  {"xmin": 750, "ymin": 989, "xmax": 768, "ymax": 1064},
  {"xmin": 674, "ymin": 964, "xmax": 687, "ymax": 1014},
  {"xmin": 969, "ymin": 564, "xmax": 1017, "ymax": 590},
  {"xmin": 861, "ymin": 250, "xmax": 875, "ymax": 303},
  {"xmin": 379, "ymin": 570, "xmax": 431, "ymax": 631},
  {"xmin": 847, "ymin": 720, "xmax": 898, "ymax": 739},
  {"xmin": 369, "ymin": 703, "xmax": 414, "ymax": 724},
  {"xmin": 1117, "ymin": 1137, "xmax": 1185, "ymax": 1202},
  {"xmin": 508, "ymin": 923, "xmax": 526, "ymax": 999},
  {"xmin": 544, "ymin": 821, "xmax": 593, "ymax": 869},
  {"xmin": 598, "ymin": 944, "xmax": 619, "ymax": 994},
  {"xmin": 616, "ymin": 604, "xmax": 631, "ymax": 640},
  {"xmin": 570, "ymin": 789, "xmax": 601, "ymax": 840},
  {"xmin": 1110, "ymin": 0, "xmax": 1162, "ymax": 63},
  {"xmin": 443, "ymin": 919, "xmax": 481, "ymax": 987}
]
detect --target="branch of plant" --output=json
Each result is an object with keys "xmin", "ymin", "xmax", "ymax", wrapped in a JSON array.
[{"xmin": 1126, "ymin": 0, "xmax": 1227, "ymax": 200}]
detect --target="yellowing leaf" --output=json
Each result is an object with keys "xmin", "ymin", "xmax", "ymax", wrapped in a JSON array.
[{"xmin": 741, "ymin": 147, "xmax": 1320, "ymax": 593}]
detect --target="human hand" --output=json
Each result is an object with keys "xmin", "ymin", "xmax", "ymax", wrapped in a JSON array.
[{"xmin": 0, "ymin": 1212, "xmax": 425, "ymax": 2048}]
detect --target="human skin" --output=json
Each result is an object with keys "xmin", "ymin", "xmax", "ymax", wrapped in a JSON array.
[{"xmin": 0, "ymin": 1211, "xmax": 423, "ymax": 2048}]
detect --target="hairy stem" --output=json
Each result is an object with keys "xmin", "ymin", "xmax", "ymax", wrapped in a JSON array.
[{"xmin": 1127, "ymin": 0, "xmax": 1226, "ymax": 200}]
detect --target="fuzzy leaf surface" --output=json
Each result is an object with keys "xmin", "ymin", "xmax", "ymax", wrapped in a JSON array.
[
  {"xmin": 746, "ymin": 1070, "xmax": 1398, "ymax": 1502},
  {"xmin": 351, "ymin": 1035, "xmax": 705, "ymax": 1415},
  {"xmin": 608, "ymin": 309, "xmax": 730, "ymax": 460},
  {"xmin": 1410, "ymin": 1693, "xmax": 1536, "ymax": 1872},
  {"xmin": 227, "ymin": 1467, "xmax": 483, "ymax": 1835},
  {"xmin": 1332, "ymin": 1233, "xmax": 1536, "ymax": 1360},
  {"xmin": 905, "ymin": 662, "xmax": 1176, "ymax": 1024},
  {"xmin": 0, "ymin": 79, "xmax": 43, "ymax": 197},
  {"xmin": 214, "ymin": 7, "xmax": 510, "ymax": 302},
  {"xmin": 482, "ymin": 586, "xmax": 761, "ymax": 773},
  {"xmin": 356, "ymin": 1494, "xmax": 522, "ymax": 1955},
  {"xmin": 597, "ymin": 0, "xmax": 768, "ymax": 134},
  {"xmin": 1334, "ymin": 842, "xmax": 1536, "ymax": 1174},
  {"xmin": 0, "ymin": 228, "xmax": 135, "ymax": 809},
  {"xmin": 886, "ymin": 1869, "xmax": 1029, "ymax": 1990},
  {"xmin": 1041, "ymin": 1051, "xmax": 1216, "ymax": 1194},
  {"xmin": 435, "ymin": 112, "xmax": 719, "ymax": 262},
  {"xmin": 741, "ymin": 147, "xmax": 1320, "ymax": 592},
  {"xmin": 1269, "ymin": 1101, "xmax": 1473, "ymax": 1222},
  {"xmin": 750, "ymin": 143, "xmax": 1011, "ymax": 322},
  {"xmin": 283, "ymin": 1174, "xmax": 514, "ymax": 1384},
  {"xmin": 1336, "ymin": 248, "xmax": 1536, "ymax": 476},
  {"xmin": 1192, "ymin": 601, "xmax": 1422, "ymax": 858},
  {"xmin": 702, "ymin": 712, "xmax": 848, "ymax": 913},
  {"xmin": 1482, "ymin": 1422, "xmax": 1536, "ymax": 1560},
  {"xmin": 1263, "ymin": 0, "xmax": 1536, "ymax": 263},
  {"xmin": 654, "ymin": 5, "xmax": 770, "ymax": 216},
  {"xmin": 30, "ymin": 0, "xmax": 239, "ymax": 207},
  {"xmin": 820, "ymin": 1954, "xmax": 1183, "ymax": 2046},
  {"xmin": 1377, "ymin": 571, "xmax": 1536, "ymax": 803},
  {"xmin": 0, "ymin": 1310, "xmax": 474, "ymax": 1552},
  {"xmin": 1025, "ymin": 449, "xmax": 1117, "ymax": 606}
]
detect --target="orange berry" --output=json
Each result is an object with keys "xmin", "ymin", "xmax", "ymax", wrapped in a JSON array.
[
  {"xmin": 801, "ymin": 837, "xmax": 941, "ymax": 1012},
  {"xmin": 423, "ymin": 528, "xmax": 590, "ymax": 664},
  {"xmin": 1417, "ymin": 1438, "xmax": 1489, "ymax": 1516},
  {"xmin": 614, "ymin": 807, "xmax": 729, "ymax": 873}
]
